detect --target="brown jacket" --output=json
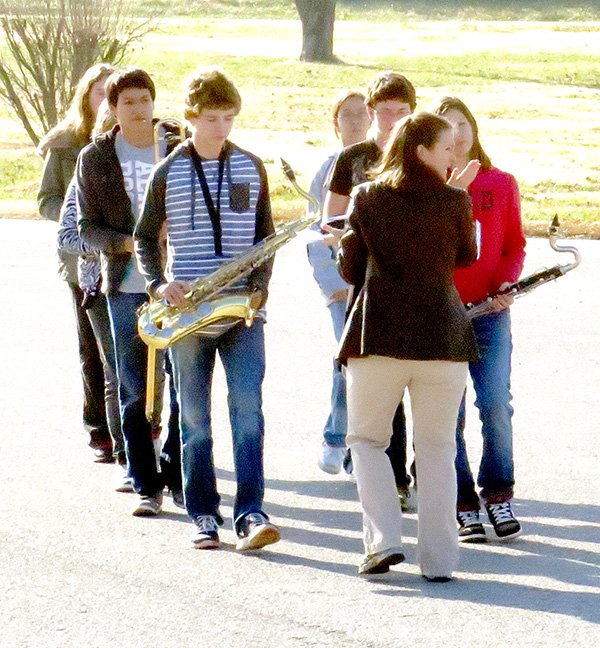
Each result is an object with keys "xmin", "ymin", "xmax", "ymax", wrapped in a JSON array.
[{"xmin": 337, "ymin": 181, "xmax": 479, "ymax": 364}]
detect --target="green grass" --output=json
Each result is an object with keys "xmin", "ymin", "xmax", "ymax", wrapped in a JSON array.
[
  {"xmin": 1, "ymin": 10, "xmax": 599, "ymax": 234},
  {"xmin": 131, "ymin": 0, "xmax": 600, "ymax": 21}
]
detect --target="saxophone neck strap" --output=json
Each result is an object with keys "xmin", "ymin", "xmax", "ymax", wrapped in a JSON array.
[{"xmin": 189, "ymin": 143, "xmax": 230, "ymax": 257}]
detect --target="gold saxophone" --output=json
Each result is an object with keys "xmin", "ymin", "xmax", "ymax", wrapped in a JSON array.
[{"xmin": 138, "ymin": 158, "xmax": 319, "ymax": 419}]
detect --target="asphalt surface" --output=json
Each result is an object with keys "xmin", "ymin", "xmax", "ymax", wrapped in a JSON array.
[{"xmin": 1, "ymin": 219, "xmax": 598, "ymax": 648}]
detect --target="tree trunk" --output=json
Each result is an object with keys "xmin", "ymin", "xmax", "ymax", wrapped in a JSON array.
[{"xmin": 295, "ymin": 0, "xmax": 336, "ymax": 63}]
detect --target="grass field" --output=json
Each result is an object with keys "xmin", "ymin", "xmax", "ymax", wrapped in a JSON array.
[{"xmin": 1, "ymin": 2, "xmax": 599, "ymax": 235}]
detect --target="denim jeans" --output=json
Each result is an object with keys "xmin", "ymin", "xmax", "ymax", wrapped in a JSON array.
[
  {"xmin": 455, "ymin": 309, "xmax": 514, "ymax": 509},
  {"xmin": 86, "ymin": 293, "xmax": 124, "ymax": 459},
  {"xmin": 170, "ymin": 321, "xmax": 267, "ymax": 532},
  {"xmin": 323, "ymin": 300, "xmax": 348, "ymax": 447},
  {"xmin": 160, "ymin": 351, "xmax": 182, "ymax": 491},
  {"xmin": 107, "ymin": 291, "xmax": 162, "ymax": 496}
]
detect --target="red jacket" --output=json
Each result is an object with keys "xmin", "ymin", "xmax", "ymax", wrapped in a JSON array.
[{"xmin": 454, "ymin": 167, "xmax": 526, "ymax": 305}]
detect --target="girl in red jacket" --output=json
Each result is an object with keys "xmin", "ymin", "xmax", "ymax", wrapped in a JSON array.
[{"xmin": 435, "ymin": 97, "xmax": 526, "ymax": 543}]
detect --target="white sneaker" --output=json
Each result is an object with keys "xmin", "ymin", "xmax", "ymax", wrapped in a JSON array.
[
  {"xmin": 318, "ymin": 443, "xmax": 346, "ymax": 475},
  {"xmin": 114, "ymin": 464, "xmax": 134, "ymax": 493}
]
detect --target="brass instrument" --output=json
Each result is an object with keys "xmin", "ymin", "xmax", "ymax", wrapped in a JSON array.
[
  {"xmin": 145, "ymin": 118, "xmax": 188, "ymax": 423},
  {"xmin": 465, "ymin": 216, "xmax": 582, "ymax": 319},
  {"xmin": 139, "ymin": 158, "xmax": 319, "ymax": 419},
  {"xmin": 153, "ymin": 118, "xmax": 187, "ymax": 163}
]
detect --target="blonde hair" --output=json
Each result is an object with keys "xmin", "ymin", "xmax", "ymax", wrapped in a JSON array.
[
  {"xmin": 92, "ymin": 99, "xmax": 117, "ymax": 136},
  {"xmin": 38, "ymin": 63, "xmax": 114, "ymax": 153}
]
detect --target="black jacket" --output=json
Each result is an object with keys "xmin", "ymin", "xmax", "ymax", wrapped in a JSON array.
[
  {"xmin": 77, "ymin": 121, "xmax": 183, "ymax": 294},
  {"xmin": 337, "ymin": 181, "xmax": 480, "ymax": 364},
  {"xmin": 37, "ymin": 130, "xmax": 85, "ymax": 281}
]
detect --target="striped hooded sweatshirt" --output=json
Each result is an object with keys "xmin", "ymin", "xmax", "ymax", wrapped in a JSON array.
[{"xmin": 134, "ymin": 139, "xmax": 274, "ymax": 301}]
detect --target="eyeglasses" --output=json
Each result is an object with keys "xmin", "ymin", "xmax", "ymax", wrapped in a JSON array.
[{"xmin": 337, "ymin": 110, "xmax": 368, "ymax": 121}]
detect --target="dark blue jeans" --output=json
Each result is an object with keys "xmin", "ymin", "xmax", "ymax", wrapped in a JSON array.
[
  {"xmin": 170, "ymin": 321, "xmax": 267, "ymax": 532},
  {"xmin": 107, "ymin": 291, "xmax": 162, "ymax": 496},
  {"xmin": 456, "ymin": 310, "xmax": 515, "ymax": 509}
]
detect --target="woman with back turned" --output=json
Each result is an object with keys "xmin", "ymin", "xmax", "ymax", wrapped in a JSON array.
[{"xmin": 338, "ymin": 112, "xmax": 479, "ymax": 580}]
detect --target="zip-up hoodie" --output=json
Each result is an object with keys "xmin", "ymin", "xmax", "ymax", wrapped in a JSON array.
[{"xmin": 77, "ymin": 121, "xmax": 182, "ymax": 294}]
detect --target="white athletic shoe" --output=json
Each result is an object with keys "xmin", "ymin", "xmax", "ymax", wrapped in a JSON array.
[{"xmin": 318, "ymin": 443, "xmax": 346, "ymax": 474}]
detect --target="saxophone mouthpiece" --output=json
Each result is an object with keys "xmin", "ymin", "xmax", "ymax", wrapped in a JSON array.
[{"xmin": 280, "ymin": 158, "xmax": 296, "ymax": 183}]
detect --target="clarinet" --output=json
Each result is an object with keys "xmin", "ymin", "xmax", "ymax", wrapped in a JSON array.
[{"xmin": 465, "ymin": 216, "xmax": 582, "ymax": 319}]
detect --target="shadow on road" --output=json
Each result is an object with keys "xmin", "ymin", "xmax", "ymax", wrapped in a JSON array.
[{"xmin": 216, "ymin": 468, "xmax": 599, "ymax": 623}]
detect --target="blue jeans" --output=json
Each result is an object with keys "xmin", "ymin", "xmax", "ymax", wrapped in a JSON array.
[
  {"xmin": 323, "ymin": 300, "xmax": 347, "ymax": 447},
  {"xmin": 107, "ymin": 291, "xmax": 162, "ymax": 496},
  {"xmin": 455, "ymin": 310, "xmax": 514, "ymax": 509},
  {"xmin": 170, "ymin": 321, "xmax": 267, "ymax": 532}
]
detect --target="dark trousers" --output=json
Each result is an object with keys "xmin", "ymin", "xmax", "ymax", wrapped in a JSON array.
[
  {"xmin": 388, "ymin": 402, "xmax": 412, "ymax": 489},
  {"xmin": 68, "ymin": 282, "xmax": 112, "ymax": 451}
]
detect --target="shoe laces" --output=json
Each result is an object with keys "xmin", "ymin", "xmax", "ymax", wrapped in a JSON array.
[
  {"xmin": 194, "ymin": 515, "xmax": 218, "ymax": 533},
  {"xmin": 245, "ymin": 512, "xmax": 268, "ymax": 527},
  {"xmin": 458, "ymin": 510, "xmax": 480, "ymax": 526},
  {"xmin": 487, "ymin": 502, "xmax": 515, "ymax": 523}
]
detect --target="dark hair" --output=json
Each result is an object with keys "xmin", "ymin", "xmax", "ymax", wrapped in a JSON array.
[
  {"xmin": 375, "ymin": 112, "xmax": 452, "ymax": 189},
  {"xmin": 184, "ymin": 68, "xmax": 241, "ymax": 119},
  {"xmin": 433, "ymin": 96, "xmax": 492, "ymax": 170},
  {"xmin": 106, "ymin": 68, "xmax": 156, "ymax": 107},
  {"xmin": 366, "ymin": 72, "xmax": 416, "ymax": 111}
]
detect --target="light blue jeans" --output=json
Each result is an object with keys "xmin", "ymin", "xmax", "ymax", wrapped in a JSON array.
[
  {"xmin": 323, "ymin": 300, "xmax": 348, "ymax": 447},
  {"xmin": 170, "ymin": 321, "xmax": 267, "ymax": 532},
  {"xmin": 455, "ymin": 310, "xmax": 515, "ymax": 509}
]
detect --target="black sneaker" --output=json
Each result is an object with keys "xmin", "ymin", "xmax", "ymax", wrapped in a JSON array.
[
  {"xmin": 457, "ymin": 510, "xmax": 487, "ymax": 543},
  {"xmin": 358, "ymin": 548, "xmax": 405, "ymax": 576},
  {"xmin": 236, "ymin": 512, "xmax": 280, "ymax": 551},
  {"xmin": 191, "ymin": 515, "xmax": 220, "ymax": 549},
  {"xmin": 485, "ymin": 501, "xmax": 522, "ymax": 540}
]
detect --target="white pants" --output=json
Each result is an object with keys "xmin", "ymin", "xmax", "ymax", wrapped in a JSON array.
[{"xmin": 346, "ymin": 355, "xmax": 468, "ymax": 578}]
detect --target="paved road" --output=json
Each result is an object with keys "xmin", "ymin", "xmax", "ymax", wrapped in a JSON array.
[{"xmin": 1, "ymin": 219, "xmax": 598, "ymax": 648}]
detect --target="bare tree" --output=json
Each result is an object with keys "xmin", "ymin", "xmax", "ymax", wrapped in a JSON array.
[
  {"xmin": 0, "ymin": 0, "xmax": 158, "ymax": 146},
  {"xmin": 295, "ymin": 0, "xmax": 337, "ymax": 63}
]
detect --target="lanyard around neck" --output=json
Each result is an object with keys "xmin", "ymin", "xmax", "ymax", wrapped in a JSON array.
[{"xmin": 190, "ymin": 143, "xmax": 226, "ymax": 256}]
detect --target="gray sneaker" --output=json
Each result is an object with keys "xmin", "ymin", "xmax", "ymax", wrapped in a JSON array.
[
  {"xmin": 114, "ymin": 464, "xmax": 134, "ymax": 493},
  {"xmin": 132, "ymin": 493, "xmax": 163, "ymax": 517},
  {"xmin": 358, "ymin": 547, "xmax": 405, "ymax": 576}
]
